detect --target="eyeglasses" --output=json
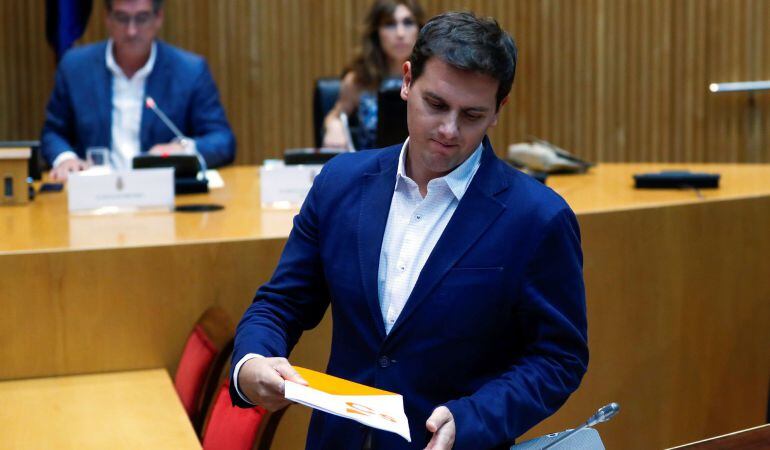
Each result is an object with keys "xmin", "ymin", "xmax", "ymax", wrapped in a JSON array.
[
  {"xmin": 109, "ymin": 11, "xmax": 156, "ymax": 28},
  {"xmin": 381, "ymin": 18, "xmax": 417, "ymax": 30}
]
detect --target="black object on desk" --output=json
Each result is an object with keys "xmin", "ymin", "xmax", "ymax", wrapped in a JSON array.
[
  {"xmin": 284, "ymin": 148, "xmax": 344, "ymax": 165},
  {"xmin": 175, "ymin": 204, "xmax": 224, "ymax": 213},
  {"xmin": 633, "ymin": 171, "xmax": 720, "ymax": 189},
  {"xmin": 0, "ymin": 140, "xmax": 42, "ymax": 180},
  {"xmin": 132, "ymin": 154, "xmax": 208, "ymax": 194},
  {"xmin": 39, "ymin": 183, "xmax": 64, "ymax": 193}
]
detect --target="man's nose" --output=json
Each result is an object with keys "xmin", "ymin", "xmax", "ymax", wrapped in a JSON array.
[
  {"xmin": 127, "ymin": 21, "xmax": 138, "ymax": 36},
  {"xmin": 438, "ymin": 113, "xmax": 460, "ymax": 141}
]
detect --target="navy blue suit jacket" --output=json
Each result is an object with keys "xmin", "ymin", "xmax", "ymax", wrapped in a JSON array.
[
  {"xmin": 41, "ymin": 40, "xmax": 235, "ymax": 168},
  {"xmin": 231, "ymin": 139, "xmax": 588, "ymax": 450}
]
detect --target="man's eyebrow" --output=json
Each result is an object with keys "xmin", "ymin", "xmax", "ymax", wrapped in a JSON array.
[
  {"xmin": 422, "ymin": 91, "xmax": 446, "ymax": 103},
  {"xmin": 422, "ymin": 90, "xmax": 491, "ymax": 113}
]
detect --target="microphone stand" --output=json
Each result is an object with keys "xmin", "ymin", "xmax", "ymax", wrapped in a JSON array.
[
  {"xmin": 145, "ymin": 96, "xmax": 208, "ymax": 183},
  {"xmin": 541, "ymin": 403, "xmax": 620, "ymax": 449}
]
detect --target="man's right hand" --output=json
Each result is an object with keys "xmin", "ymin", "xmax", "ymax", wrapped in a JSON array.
[
  {"xmin": 238, "ymin": 357, "xmax": 308, "ymax": 411},
  {"xmin": 49, "ymin": 158, "xmax": 88, "ymax": 181}
]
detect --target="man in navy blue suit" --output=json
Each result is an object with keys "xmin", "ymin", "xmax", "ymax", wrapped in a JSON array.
[
  {"xmin": 41, "ymin": 0, "xmax": 235, "ymax": 181},
  {"xmin": 231, "ymin": 11, "xmax": 588, "ymax": 450}
]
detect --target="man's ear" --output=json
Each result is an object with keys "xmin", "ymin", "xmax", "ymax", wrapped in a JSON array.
[
  {"xmin": 400, "ymin": 61, "xmax": 412, "ymax": 101},
  {"xmin": 487, "ymin": 96, "xmax": 509, "ymax": 128},
  {"xmin": 490, "ymin": 95, "xmax": 509, "ymax": 127},
  {"xmin": 155, "ymin": 8, "xmax": 165, "ymax": 27}
]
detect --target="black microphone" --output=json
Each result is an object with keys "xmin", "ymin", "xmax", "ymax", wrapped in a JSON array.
[
  {"xmin": 540, "ymin": 403, "xmax": 620, "ymax": 449},
  {"xmin": 144, "ymin": 96, "xmax": 208, "ymax": 181}
]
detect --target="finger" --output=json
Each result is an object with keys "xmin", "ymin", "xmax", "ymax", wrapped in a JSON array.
[
  {"xmin": 273, "ymin": 361, "xmax": 308, "ymax": 386},
  {"xmin": 425, "ymin": 427, "xmax": 453, "ymax": 450},
  {"xmin": 257, "ymin": 364, "xmax": 291, "ymax": 396},
  {"xmin": 425, "ymin": 407, "xmax": 451, "ymax": 433}
]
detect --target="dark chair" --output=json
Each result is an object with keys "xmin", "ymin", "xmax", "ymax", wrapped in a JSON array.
[
  {"xmin": 313, "ymin": 77, "xmax": 342, "ymax": 148},
  {"xmin": 313, "ymin": 77, "xmax": 362, "ymax": 149},
  {"xmin": 174, "ymin": 306, "xmax": 235, "ymax": 435}
]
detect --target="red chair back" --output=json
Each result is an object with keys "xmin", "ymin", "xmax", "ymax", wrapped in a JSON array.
[
  {"xmin": 202, "ymin": 378, "xmax": 266, "ymax": 450},
  {"xmin": 174, "ymin": 306, "xmax": 234, "ymax": 433}
]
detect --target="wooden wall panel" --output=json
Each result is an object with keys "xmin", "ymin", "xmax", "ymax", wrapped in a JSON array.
[{"xmin": 2, "ymin": 1, "xmax": 770, "ymax": 164}]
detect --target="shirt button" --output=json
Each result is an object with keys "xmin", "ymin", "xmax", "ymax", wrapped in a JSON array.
[
  {"xmin": 378, "ymin": 356, "xmax": 390, "ymax": 368},
  {"xmin": 415, "ymin": 214, "xmax": 422, "ymax": 220}
]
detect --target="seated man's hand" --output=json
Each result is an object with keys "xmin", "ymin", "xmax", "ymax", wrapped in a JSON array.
[
  {"xmin": 238, "ymin": 357, "xmax": 308, "ymax": 411},
  {"xmin": 49, "ymin": 158, "xmax": 88, "ymax": 181},
  {"xmin": 149, "ymin": 142, "xmax": 187, "ymax": 157},
  {"xmin": 425, "ymin": 406, "xmax": 455, "ymax": 450}
]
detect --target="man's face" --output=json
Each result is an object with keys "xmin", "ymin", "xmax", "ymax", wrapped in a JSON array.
[
  {"xmin": 400, "ymin": 57, "xmax": 505, "ymax": 181},
  {"xmin": 106, "ymin": 0, "xmax": 163, "ymax": 57}
]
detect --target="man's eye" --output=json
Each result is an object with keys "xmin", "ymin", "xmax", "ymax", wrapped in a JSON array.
[{"xmin": 465, "ymin": 113, "xmax": 482, "ymax": 121}]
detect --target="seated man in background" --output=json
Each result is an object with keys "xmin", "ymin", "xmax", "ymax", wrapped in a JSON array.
[{"xmin": 41, "ymin": 0, "xmax": 235, "ymax": 181}]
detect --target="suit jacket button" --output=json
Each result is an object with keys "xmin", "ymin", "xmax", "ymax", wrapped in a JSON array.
[{"xmin": 378, "ymin": 356, "xmax": 390, "ymax": 368}]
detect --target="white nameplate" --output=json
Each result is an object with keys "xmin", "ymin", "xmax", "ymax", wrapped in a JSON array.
[
  {"xmin": 68, "ymin": 168, "xmax": 174, "ymax": 214},
  {"xmin": 260, "ymin": 163, "xmax": 323, "ymax": 208}
]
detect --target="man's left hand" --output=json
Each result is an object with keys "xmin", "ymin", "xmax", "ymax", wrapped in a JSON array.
[
  {"xmin": 149, "ymin": 142, "xmax": 187, "ymax": 157},
  {"xmin": 425, "ymin": 406, "xmax": 455, "ymax": 450}
]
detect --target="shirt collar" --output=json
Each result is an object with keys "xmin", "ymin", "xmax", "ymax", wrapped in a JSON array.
[
  {"xmin": 106, "ymin": 39, "xmax": 157, "ymax": 80},
  {"xmin": 395, "ymin": 137, "xmax": 484, "ymax": 200}
]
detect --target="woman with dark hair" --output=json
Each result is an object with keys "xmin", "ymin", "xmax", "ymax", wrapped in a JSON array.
[{"xmin": 322, "ymin": 0, "xmax": 425, "ymax": 149}]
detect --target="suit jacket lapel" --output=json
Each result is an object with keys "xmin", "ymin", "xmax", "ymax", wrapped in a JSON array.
[
  {"xmin": 358, "ymin": 149, "xmax": 400, "ymax": 341},
  {"xmin": 140, "ymin": 41, "xmax": 169, "ymax": 153},
  {"xmin": 385, "ymin": 138, "xmax": 510, "ymax": 341}
]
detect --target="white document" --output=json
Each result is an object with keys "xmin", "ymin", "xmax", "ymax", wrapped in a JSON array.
[
  {"xmin": 67, "ymin": 168, "xmax": 174, "ymax": 213},
  {"xmin": 259, "ymin": 163, "xmax": 323, "ymax": 208},
  {"xmin": 284, "ymin": 367, "xmax": 411, "ymax": 442}
]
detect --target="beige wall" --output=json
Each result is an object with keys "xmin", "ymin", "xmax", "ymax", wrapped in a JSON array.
[{"xmin": 2, "ymin": 1, "xmax": 770, "ymax": 165}]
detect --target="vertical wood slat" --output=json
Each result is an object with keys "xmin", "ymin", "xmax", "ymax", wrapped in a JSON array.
[{"xmin": 1, "ymin": 1, "xmax": 769, "ymax": 165}]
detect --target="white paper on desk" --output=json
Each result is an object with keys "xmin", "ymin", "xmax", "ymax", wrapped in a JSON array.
[
  {"xmin": 284, "ymin": 367, "xmax": 411, "ymax": 442},
  {"xmin": 205, "ymin": 169, "xmax": 224, "ymax": 189}
]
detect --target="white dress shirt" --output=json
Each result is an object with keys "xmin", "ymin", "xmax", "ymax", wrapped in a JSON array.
[
  {"xmin": 378, "ymin": 138, "xmax": 483, "ymax": 333},
  {"xmin": 52, "ymin": 40, "xmax": 157, "ymax": 168},
  {"xmin": 233, "ymin": 138, "xmax": 483, "ymax": 403}
]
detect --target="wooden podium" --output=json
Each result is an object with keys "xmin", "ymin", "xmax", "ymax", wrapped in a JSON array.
[{"xmin": 665, "ymin": 423, "xmax": 770, "ymax": 449}]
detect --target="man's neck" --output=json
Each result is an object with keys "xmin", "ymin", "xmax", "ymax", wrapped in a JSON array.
[
  {"xmin": 113, "ymin": 47, "xmax": 151, "ymax": 79},
  {"xmin": 405, "ymin": 149, "xmax": 440, "ymax": 198}
]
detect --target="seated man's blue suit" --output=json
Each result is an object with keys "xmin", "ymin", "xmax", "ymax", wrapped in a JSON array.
[
  {"xmin": 41, "ymin": 40, "xmax": 235, "ymax": 168},
  {"xmin": 231, "ymin": 138, "xmax": 588, "ymax": 450}
]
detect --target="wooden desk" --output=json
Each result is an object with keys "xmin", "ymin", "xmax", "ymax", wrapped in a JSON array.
[
  {"xmin": 1, "ymin": 164, "xmax": 769, "ymax": 449},
  {"xmin": 0, "ymin": 168, "xmax": 327, "ymax": 383},
  {"xmin": 0, "ymin": 369, "xmax": 200, "ymax": 449}
]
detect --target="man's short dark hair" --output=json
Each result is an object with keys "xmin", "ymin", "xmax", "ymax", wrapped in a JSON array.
[
  {"xmin": 104, "ymin": 0, "xmax": 164, "ymax": 12},
  {"xmin": 409, "ymin": 11, "xmax": 517, "ymax": 109}
]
